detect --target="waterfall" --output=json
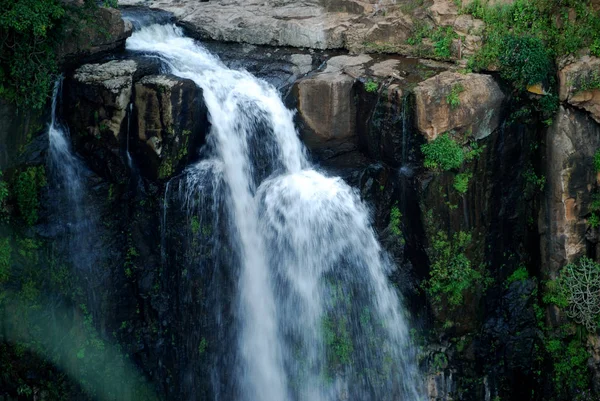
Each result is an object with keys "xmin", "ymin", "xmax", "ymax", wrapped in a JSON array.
[{"xmin": 127, "ymin": 24, "xmax": 423, "ymax": 401}]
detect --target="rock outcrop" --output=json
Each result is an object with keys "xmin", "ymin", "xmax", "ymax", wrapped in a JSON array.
[
  {"xmin": 133, "ymin": 75, "xmax": 207, "ymax": 180},
  {"xmin": 58, "ymin": 7, "xmax": 132, "ymax": 63},
  {"xmin": 558, "ymin": 55, "xmax": 600, "ymax": 124},
  {"xmin": 413, "ymin": 71, "xmax": 505, "ymax": 141},
  {"xmin": 117, "ymin": 0, "xmax": 484, "ymax": 57},
  {"xmin": 540, "ymin": 106, "xmax": 600, "ymax": 277}
]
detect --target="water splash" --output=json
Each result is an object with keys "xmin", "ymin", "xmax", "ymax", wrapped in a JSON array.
[{"xmin": 128, "ymin": 24, "xmax": 423, "ymax": 401}]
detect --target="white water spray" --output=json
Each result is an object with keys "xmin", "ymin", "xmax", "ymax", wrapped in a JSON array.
[{"xmin": 128, "ymin": 24, "xmax": 423, "ymax": 401}]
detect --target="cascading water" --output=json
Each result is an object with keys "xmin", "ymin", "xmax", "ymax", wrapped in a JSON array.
[{"xmin": 128, "ymin": 24, "xmax": 423, "ymax": 401}]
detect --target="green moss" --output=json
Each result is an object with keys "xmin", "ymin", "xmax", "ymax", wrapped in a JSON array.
[
  {"xmin": 594, "ymin": 150, "xmax": 600, "ymax": 173},
  {"xmin": 198, "ymin": 337, "xmax": 207, "ymax": 356},
  {"xmin": 190, "ymin": 216, "xmax": 200, "ymax": 235},
  {"xmin": 0, "ymin": 236, "xmax": 11, "ymax": 284},
  {"xmin": 15, "ymin": 166, "xmax": 47, "ymax": 226},
  {"xmin": 453, "ymin": 173, "xmax": 472, "ymax": 194},
  {"xmin": 389, "ymin": 206, "xmax": 402, "ymax": 238},
  {"xmin": 421, "ymin": 133, "xmax": 464, "ymax": 171},
  {"xmin": 158, "ymin": 159, "xmax": 174, "ymax": 180},
  {"xmin": 322, "ymin": 315, "xmax": 353, "ymax": 368},
  {"xmin": 505, "ymin": 266, "xmax": 529, "ymax": 287}
]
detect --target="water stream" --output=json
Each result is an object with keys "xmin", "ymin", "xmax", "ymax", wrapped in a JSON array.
[{"xmin": 127, "ymin": 24, "xmax": 423, "ymax": 401}]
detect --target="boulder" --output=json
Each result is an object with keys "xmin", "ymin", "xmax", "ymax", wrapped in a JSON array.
[
  {"xmin": 294, "ymin": 72, "xmax": 357, "ymax": 150},
  {"xmin": 64, "ymin": 60, "xmax": 137, "ymax": 179},
  {"xmin": 133, "ymin": 75, "xmax": 208, "ymax": 180},
  {"xmin": 558, "ymin": 55, "xmax": 600, "ymax": 124},
  {"xmin": 57, "ymin": 7, "xmax": 132, "ymax": 64},
  {"xmin": 413, "ymin": 71, "xmax": 504, "ymax": 141},
  {"xmin": 540, "ymin": 106, "xmax": 600, "ymax": 277}
]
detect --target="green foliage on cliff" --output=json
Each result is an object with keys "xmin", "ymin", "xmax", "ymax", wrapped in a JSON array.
[
  {"xmin": 364, "ymin": 79, "xmax": 379, "ymax": 93},
  {"xmin": 453, "ymin": 173, "xmax": 471, "ymax": 194},
  {"xmin": 425, "ymin": 230, "xmax": 482, "ymax": 307},
  {"xmin": 0, "ymin": 0, "xmax": 66, "ymax": 109},
  {"xmin": 464, "ymin": 0, "xmax": 600, "ymax": 122},
  {"xmin": 15, "ymin": 166, "xmax": 47, "ymax": 226},
  {"xmin": 421, "ymin": 134, "xmax": 464, "ymax": 171},
  {"xmin": 0, "ymin": 236, "xmax": 11, "ymax": 284}
]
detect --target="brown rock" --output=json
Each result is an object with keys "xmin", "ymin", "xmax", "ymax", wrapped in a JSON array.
[
  {"xmin": 133, "ymin": 75, "xmax": 207, "ymax": 180},
  {"xmin": 540, "ymin": 106, "xmax": 600, "ymax": 278},
  {"xmin": 558, "ymin": 55, "xmax": 600, "ymax": 124},
  {"xmin": 295, "ymin": 72, "xmax": 357, "ymax": 147},
  {"xmin": 413, "ymin": 71, "xmax": 505, "ymax": 141}
]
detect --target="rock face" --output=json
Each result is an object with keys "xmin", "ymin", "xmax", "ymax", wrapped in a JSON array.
[
  {"xmin": 57, "ymin": 7, "xmax": 132, "ymax": 63},
  {"xmin": 64, "ymin": 60, "xmax": 209, "ymax": 180},
  {"xmin": 413, "ymin": 71, "xmax": 505, "ymax": 142},
  {"xmin": 558, "ymin": 55, "xmax": 600, "ymax": 124},
  {"xmin": 540, "ymin": 106, "xmax": 600, "ymax": 277},
  {"xmin": 117, "ymin": 0, "xmax": 483, "ymax": 57},
  {"xmin": 133, "ymin": 75, "xmax": 207, "ymax": 180}
]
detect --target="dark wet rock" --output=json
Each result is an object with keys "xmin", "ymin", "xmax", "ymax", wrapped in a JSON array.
[{"xmin": 132, "ymin": 75, "xmax": 208, "ymax": 180}]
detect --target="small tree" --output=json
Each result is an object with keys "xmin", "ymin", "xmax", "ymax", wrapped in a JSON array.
[{"xmin": 560, "ymin": 257, "xmax": 600, "ymax": 332}]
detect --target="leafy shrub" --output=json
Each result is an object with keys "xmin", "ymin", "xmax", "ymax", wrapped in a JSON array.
[
  {"xmin": 498, "ymin": 34, "xmax": 552, "ymax": 90},
  {"xmin": 389, "ymin": 206, "xmax": 402, "ymax": 237},
  {"xmin": 505, "ymin": 265, "xmax": 529, "ymax": 287},
  {"xmin": 364, "ymin": 80, "xmax": 379, "ymax": 93},
  {"xmin": 15, "ymin": 166, "xmax": 47, "ymax": 226},
  {"xmin": 0, "ymin": 0, "xmax": 67, "ymax": 109},
  {"xmin": 446, "ymin": 83, "xmax": 464, "ymax": 109},
  {"xmin": 425, "ymin": 230, "xmax": 482, "ymax": 307},
  {"xmin": 421, "ymin": 133, "xmax": 464, "ymax": 171},
  {"xmin": 431, "ymin": 26, "xmax": 457, "ymax": 59},
  {"xmin": 589, "ymin": 212, "xmax": 600, "ymax": 229},
  {"xmin": 559, "ymin": 257, "xmax": 600, "ymax": 331},
  {"xmin": 591, "ymin": 38, "xmax": 600, "ymax": 57},
  {"xmin": 453, "ymin": 173, "xmax": 471, "ymax": 194}
]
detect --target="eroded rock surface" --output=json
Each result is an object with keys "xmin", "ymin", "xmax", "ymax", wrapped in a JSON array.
[
  {"xmin": 414, "ymin": 71, "xmax": 504, "ymax": 141},
  {"xmin": 133, "ymin": 75, "xmax": 207, "ymax": 180},
  {"xmin": 559, "ymin": 55, "xmax": 600, "ymax": 124},
  {"xmin": 540, "ymin": 106, "xmax": 600, "ymax": 277}
]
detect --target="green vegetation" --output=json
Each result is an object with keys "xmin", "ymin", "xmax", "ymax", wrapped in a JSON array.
[
  {"xmin": 421, "ymin": 134, "xmax": 464, "ymax": 171},
  {"xmin": 425, "ymin": 230, "xmax": 484, "ymax": 308},
  {"xmin": 364, "ymin": 79, "xmax": 379, "ymax": 93},
  {"xmin": 0, "ymin": 0, "xmax": 66, "ymax": 109},
  {"xmin": 431, "ymin": 26, "xmax": 458, "ymax": 59},
  {"xmin": 505, "ymin": 265, "xmax": 529, "ymax": 287},
  {"xmin": 322, "ymin": 315, "xmax": 353, "ymax": 367},
  {"xmin": 523, "ymin": 166, "xmax": 545, "ymax": 197},
  {"xmin": 462, "ymin": 0, "xmax": 600, "ymax": 122},
  {"xmin": 453, "ymin": 173, "xmax": 471, "ymax": 194},
  {"xmin": 407, "ymin": 23, "xmax": 459, "ymax": 60},
  {"xmin": 389, "ymin": 206, "xmax": 402, "ymax": 238},
  {"xmin": 446, "ymin": 83, "xmax": 464, "ymax": 109},
  {"xmin": 594, "ymin": 150, "xmax": 600, "ymax": 173},
  {"xmin": 545, "ymin": 334, "xmax": 590, "ymax": 394},
  {"xmin": 0, "ymin": 236, "xmax": 11, "ymax": 284},
  {"xmin": 0, "ymin": 172, "xmax": 9, "ymax": 221},
  {"xmin": 190, "ymin": 216, "xmax": 201, "ymax": 235},
  {"xmin": 15, "ymin": 166, "xmax": 47, "ymax": 226},
  {"xmin": 558, "ymin": 257, "xmax": 600, "ymax": 331},
  {"xmin": 464, "ymin": 0, "xmax": 600, "ymax": 71},
  {"xmin": 573, "ymin": 70, "xmax": 600, "ymax": 94},
  {"xmin": 198, "ymin": 337, "xmax": 208, "ymax": 356}
]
